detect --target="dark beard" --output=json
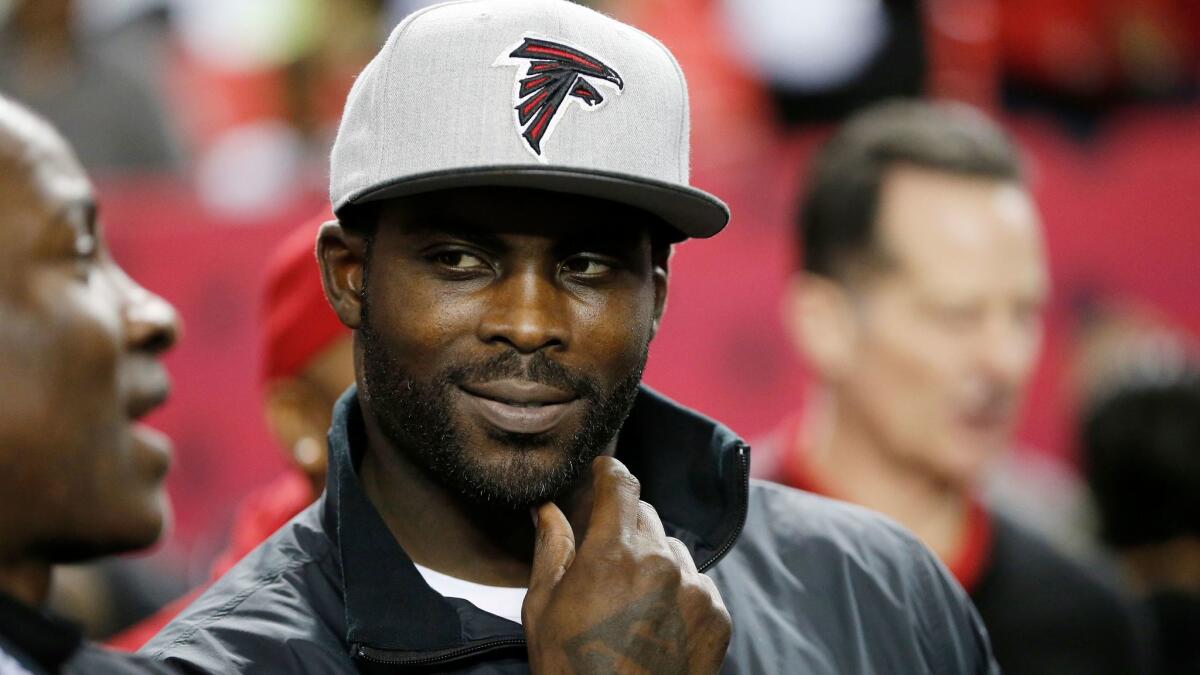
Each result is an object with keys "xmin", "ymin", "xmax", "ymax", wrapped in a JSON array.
[{"xmin": 359, "ymin": 304, "xmax": 646, "ymax": 511}]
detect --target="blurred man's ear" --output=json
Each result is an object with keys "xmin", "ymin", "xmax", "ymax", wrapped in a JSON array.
[
  {"xmin": 317, "ymin": 221, "xmax": 366, "ymax": 329},
  {"xmin": 783, "ymin": 273, "xmax": 857, "ymax": 380}
]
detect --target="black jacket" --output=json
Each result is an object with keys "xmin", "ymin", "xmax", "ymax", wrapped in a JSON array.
[
  {"xmin": 145, "ymin": 387, "xmax": 998, "ymax": 673},
  {"xmin": 0, "ymin": 591, "xmax": 176, "ymax": 675},
  {"xmin": 972, "ymin": 513, "xmax": 1155, "ymax": 675}
]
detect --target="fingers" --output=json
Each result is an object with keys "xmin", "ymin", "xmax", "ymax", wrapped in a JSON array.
[
  {"xmin": 697, "ymin": 571, "xmax": 727, "ymax": 615},
  {"xmin": 637, "ymin": 500, "xmax": 667, "ymax": 541},
  {"xmin": 586, "ymin": 456, "xmax": 642, "ymax": 541},
  {"xmin": 666, "ymin": 536, "xmax": 698, "ymax": 575},
  {"xmin": 664, "ymin": 536, "xmax": 724, "ymax": 626},
  {"xmin": 525, "ymin": 501, "xmax": 576, "ymax": 619}
]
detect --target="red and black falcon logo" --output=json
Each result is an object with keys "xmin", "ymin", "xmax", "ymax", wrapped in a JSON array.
[{"xmin": 497, "ymin": 37, "xmax": 624, "ymax": 159}]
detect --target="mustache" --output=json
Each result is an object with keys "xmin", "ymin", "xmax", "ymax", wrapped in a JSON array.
[
  {"xmin": 961, "ymin": 381, "xmax": 1017, "ymax": 416},
  {"xmin": 444, "ymin": 350, "xmax": 599, "ymax": 399}
]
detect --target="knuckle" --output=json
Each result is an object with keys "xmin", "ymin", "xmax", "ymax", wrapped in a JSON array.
[
  {"xmin": 711, "ymin": 611, "xmax": 733, "ymax": 645},
  {"xmin": 544, "ymin": 531, "xmax": 574, "ymax": 552},
  {"xmin": 688, "ymin": 583, "xmax": 731, "ymax": 630},
  {"xmin": 599, "ymin": 542, "xmax": 637, "ymax": 567},
  {"xmin": 594, "ymin": 457, "xmax": 640, "ymax": 497},
  {"xmin": 642, "ymin": 551, "xmax": 684, "ymax": 582}
]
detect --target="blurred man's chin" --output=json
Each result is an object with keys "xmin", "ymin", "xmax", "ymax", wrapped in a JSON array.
[
  {"xmin": 81, "ymin": 493, "xmax": 172, "ymax": 559},
  {"xmin": 44, "ymin": 526, "xmax": 163, "ymax": 563},
  {"xmin": 930, "ymin": 444, "xmax": 996, "ymax": 489}
]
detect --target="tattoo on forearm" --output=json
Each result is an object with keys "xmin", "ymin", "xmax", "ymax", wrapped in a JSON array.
[{"xmin": 562, "ymin": 589, "xmax": 687, "ymax": 673}]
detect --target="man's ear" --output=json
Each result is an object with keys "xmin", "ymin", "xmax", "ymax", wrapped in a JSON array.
[
  {"xmin": 649, "ymin": 247, "xmax": 671, "ymax": 339},
  {"xmin": 262, "ymin": 378, "xmax": 327, "ymax": 474},
  {"xmin": 783, "ymin": 272, "xmax": 857, "ymax": 380},
  {"xmin": 317, "ymin": 220, "xmax": 367, "ymax": 329}
]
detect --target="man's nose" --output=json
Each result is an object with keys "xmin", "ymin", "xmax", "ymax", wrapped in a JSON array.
[
  {"xmin": 119, "ymin": 271, "xmax": 180, "ymax": 355},
  {"xmin": 477, "ymin": 267, "xmax": 569, "ymax": 354},
  {"xmin": 979, "ymin": 312, "xmax": 1040, "ymax": 387}
]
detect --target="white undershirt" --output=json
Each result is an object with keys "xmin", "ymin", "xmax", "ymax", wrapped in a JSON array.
[
  {"xmin": 414, "ymin": 563, "xmax": 528, "ymax": 625},
  {"xmin": 0, "ymin": 647, "xmax": 35, "ymax": 675}
]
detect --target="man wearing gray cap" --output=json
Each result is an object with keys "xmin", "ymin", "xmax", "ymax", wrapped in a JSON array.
[{"xmin": 145, "ymin": 1, "xmax": 998, "ymax": 673}]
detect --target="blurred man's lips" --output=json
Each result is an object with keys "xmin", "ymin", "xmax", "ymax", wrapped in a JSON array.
[
  {"xmin": 458, "ymin": 380, "xmax": 579, "ymax": 435},
  {"xmin": 128, "ymin": 383, "xmax": 170, "ymax": 420},
  {"xmin": 132, "ymin": 423, "xmax": 173, "ymax": 476},
  {"xmin": 961, "ymin": 407, "xmax": 1010, "ymax": 432}
]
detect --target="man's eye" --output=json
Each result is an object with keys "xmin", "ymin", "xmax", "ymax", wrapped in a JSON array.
[
  {"xmin": 562, "ymin": 257, "xmax": 612, "ymax": 275},
  {"xmin": 433, "ymin": 251, "xmax": 487, "ymax": 270},
  {"xmin": 71, "ymin": 234, "xmax": 98, "ymax": 280}
]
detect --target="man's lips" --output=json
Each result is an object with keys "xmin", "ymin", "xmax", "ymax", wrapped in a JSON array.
[
  {"xmin": 460, "ymin": 379, "xmax": 575, "ymax": 405},
  {"xmin": 132, "ymin": 423, "xmax": 173, "ymax": 477},
  {"xmin": 127, "ymin": 361, "xmax": 172, "ymax": 421},
  {"xmin": 458, "ymin": 379, "xmax": 579, "ymax": 435},
  {"xmin": 126, "ymin": 372, "xmax": 173, "ymax": 474},
  {"xmin": 128, "ymin": 384, "xmax": 170, "ymax": 421},
  {"xmin": 960, "ymin": 406, "xmax": 1012, "ymax": 433}
]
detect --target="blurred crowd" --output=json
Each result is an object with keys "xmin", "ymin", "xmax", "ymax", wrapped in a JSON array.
[
  {"xmin": 1, "ymin": 0, "xmax": 1198, "ymax": 673},
  {"xmin": 6, "ymin": 0, "xmax": 1200, "ymax": 177}
]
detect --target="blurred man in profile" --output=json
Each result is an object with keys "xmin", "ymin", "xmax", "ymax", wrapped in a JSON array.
[
  {"xmin": 0, "ymin": 95, "xmax": 181, "ymax": 673},
  {"xmin": 108, "ymin": 218, "xmax": 353, "ymax": 651},
  {"xmin": 758, "ymin": 99, "xmax": 1149, "ymax": 674}
]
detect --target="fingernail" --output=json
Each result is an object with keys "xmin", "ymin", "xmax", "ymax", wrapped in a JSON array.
[{"xmin": 529, "ymin": 507, "xmax": 539, "ymax": 527}]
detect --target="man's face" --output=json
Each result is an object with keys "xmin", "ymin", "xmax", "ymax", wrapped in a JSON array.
[
  {"xmin": 0, "ymin": 118, "xmax": 178, "ymax": 560},
  {"xmin": 354, "ymin": 188, "xmax": 666, "ymax": 509},
  {"xmin": 833, "ymin": 165, "xmax": 1048, "ymax": 486}
]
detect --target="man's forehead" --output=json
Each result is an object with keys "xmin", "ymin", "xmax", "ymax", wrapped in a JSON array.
[{"xmin": 880, "ymin": 170, "xmax": 1038, "ymax": 254}]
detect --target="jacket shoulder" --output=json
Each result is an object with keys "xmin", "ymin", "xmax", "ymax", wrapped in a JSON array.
[
  {"xmin": 713, "ymin": 481, "xmax": 998, "ymax": 674},
  {"xmin": 142, "ymin": 503, "xmax": 353, "ymax": 674},
  {"xmin": 745, "ymin": 479, "xmax": 931, "ymax": 570}
]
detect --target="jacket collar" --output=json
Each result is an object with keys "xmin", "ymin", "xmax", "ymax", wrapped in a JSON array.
[
  {"xmin": 0, "ymin": 591, "xmax": 82, "ymax": 674},
  {"xmin": 322, "ymin": 384, "xmax": 750, "ymax": 659}
]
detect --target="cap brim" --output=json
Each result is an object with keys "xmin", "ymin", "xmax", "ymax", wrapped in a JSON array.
[{"xmin": 339, "ymin": 165, "xmax": 729, "ymax": 239}]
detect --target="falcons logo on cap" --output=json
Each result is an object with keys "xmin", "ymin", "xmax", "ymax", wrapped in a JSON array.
[{"xmin": 495, "ymin": 36, "xmax": 624, "ymax": 160}]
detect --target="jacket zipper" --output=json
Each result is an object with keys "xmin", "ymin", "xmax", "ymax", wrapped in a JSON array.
[
  {"xmin": 355, "ymin": 442, "xmax": 750, "ymax": 668},
  {"xmin": 697, "ymin": 442, "xmax": 751, "ymax": 573},
  {"xmin": 355, "ymin": 638, "xmax": 526, "ymax": 666}
]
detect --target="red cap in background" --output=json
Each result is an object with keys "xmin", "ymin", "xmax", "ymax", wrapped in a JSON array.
[{"xmin": 260, "ymin": 213, "xmax": 350, "ymax": 385}]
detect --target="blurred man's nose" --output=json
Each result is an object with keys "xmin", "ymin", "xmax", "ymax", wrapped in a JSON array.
[
  {"xmin": 477, "ymin": 267, "xmax": 569, "ymax": 354},
  {"xmin": 978, "ymin": 309, "xmax": 1041, "ymax": 388},
  {"xmin": 122, "ymin": 276, "xmax": 180, "ymax": 355}
]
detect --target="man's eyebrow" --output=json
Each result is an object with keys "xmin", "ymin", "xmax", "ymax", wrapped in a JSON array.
[{"xmin": 407, "ymin": 220, "xmax": 509, "ymax": 251}]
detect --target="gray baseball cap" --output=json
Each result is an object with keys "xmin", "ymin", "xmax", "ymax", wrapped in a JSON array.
[{"xmin": 329, "ymin": 0, "xmax": 729, "ymax": 239}]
